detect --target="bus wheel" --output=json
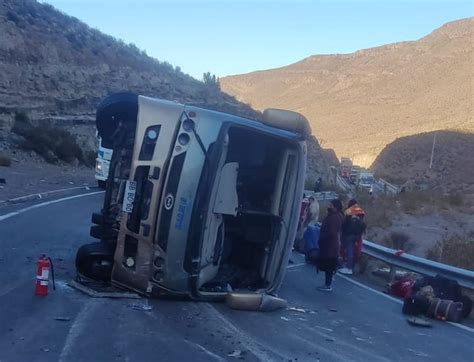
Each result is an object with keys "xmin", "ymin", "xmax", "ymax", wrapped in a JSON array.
[{"xmin": 75, "ymin": 242, "xmax": 115, "ymax": 282}]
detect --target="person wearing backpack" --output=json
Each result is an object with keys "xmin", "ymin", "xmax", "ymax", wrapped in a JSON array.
[{"xmin": 339, "ymin": 199, "xmax": 366, "ymax": 275}]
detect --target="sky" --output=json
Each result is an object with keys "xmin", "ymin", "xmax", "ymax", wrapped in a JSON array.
[{"xmin": 42, "ymin": 0, "xmax": 472, "ymax": 80}]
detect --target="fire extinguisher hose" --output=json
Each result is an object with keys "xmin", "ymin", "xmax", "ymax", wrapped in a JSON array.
[{"xmin": 47, "ymin": 257, "xmax": 56, "ymax": 291}]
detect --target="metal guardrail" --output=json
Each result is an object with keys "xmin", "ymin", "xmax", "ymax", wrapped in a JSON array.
[
  {"xmin": 362, "ymin": 240, "xmax": 474, "ymax": 290},
  {"xmin": 336, "ymin": 174, "xmax": 352, "ymax": 192},
  {"xmin": 376, "ymin": 178, "xmax": 400, "ymax": 194},
  {"xmin": 303, "ymin": 191, "xmax": 339, "ymax": 201}
]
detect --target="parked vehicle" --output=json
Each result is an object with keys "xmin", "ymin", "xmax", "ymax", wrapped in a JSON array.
[
  {"xmin": 76, "ymin": 93, "xmax": 311, "ymax": 300},
  {"xmin": 359, "ymin": 171, "xmax": 375, "ymax": 192},
  {"xmin": 349, "ymin": 165, "xmax": 361, "ymax": 185},
  {"xmin": 94, "ymin": 134, "xmax": 113, "ymax": 189},
  {"xmin": 340, "ymin": 157, "xmax": 352, "ymax": 178}
]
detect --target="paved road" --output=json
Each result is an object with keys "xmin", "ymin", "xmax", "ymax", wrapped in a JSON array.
[{"xmin": 0, "ymin": 192, "xmax": 472, "ymax": 361}]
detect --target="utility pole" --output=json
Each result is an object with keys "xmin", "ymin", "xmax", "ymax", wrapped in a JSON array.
[{"xmin": 429, "ymin": 133, "xmax": 437, "ymax": 169}]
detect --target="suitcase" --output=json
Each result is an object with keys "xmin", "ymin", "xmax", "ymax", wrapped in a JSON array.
[{"xmin": 426, "ymin": 298, "xmax": 463, "ymax": 323}]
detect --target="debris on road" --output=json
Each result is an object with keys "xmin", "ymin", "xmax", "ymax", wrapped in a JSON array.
[
  {"xmin": 315, "ymin": 326, "xmax": 333, "ymax": 332},
  {"xmin": 280, "ymin": 316, "xmax": 291, "ymax": 321},
  {"xmin": 407, "ymin": 348, "xmax": 429, "ymax": 357},
  {"xmin": 227, "ymin": 350, "xmax": 247, "ymax": 358},
  {"xmin": 406, "ymin": 316, "xmax": 432, "ymax": 328},
  {"xmin": 128, "ymin": 302, "xmax": 153, "ymax": 311},
  {"xmin": 54, "ymin": 317, "xmax": 71, "ymax": 322},
  {"xmin": 68, "ymin": 279, "xmax": 141, "ymax": 299},
  {"xmin": 288, "ymin": 307, "xmax": 306, "ymax": 313}
]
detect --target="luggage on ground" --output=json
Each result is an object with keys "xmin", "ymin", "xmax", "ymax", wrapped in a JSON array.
[
  {"xmin": 303, "ymin": 224, "xmax": 320, "ymax": 264},
  {"xmin": 426, "ymin": 298, "xmax": 464, "ymax": 323},
  {"xmin": 430, "ymin": 275, "xmax": 462, "ymax": 301},
  {"xmin": 389, "ymin": 277, "xmax": 415, "ymax": 298},
  {"xmin": 403, "ymin": 295, "xmax": 431, "ymax": 316},
  {"xmin": 404, "ymin": 274, "xmax": 472, "ymax": 321}
]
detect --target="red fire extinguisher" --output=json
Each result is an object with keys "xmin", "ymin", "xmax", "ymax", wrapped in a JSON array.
[{"xmin": 35, "ymin": 254, "xmax": 56, "ymax": 296}]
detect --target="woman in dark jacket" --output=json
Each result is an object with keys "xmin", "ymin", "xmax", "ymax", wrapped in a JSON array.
[{"xmin": 317, "ymin": 199, "xmax": 344, "ymax": 291}]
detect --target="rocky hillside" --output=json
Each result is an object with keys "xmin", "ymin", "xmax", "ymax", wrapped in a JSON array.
[
  {"xmin": 0, "ymin": 0, "xmax": 259, "ymax": 163},
  {"xmin": 0, "ymin": 0, "xmax": 334, "ymax": 185},
  {"xmin": 372, "ymin": 130, "xmax": 474, "ymax": 194},
  {"xmin": 221, "ymin": 18, "xmax": 474, "ymax": 168},
  {"xmin": 0, "ymin": 0, "xmax": 258, "ymax": 119}
]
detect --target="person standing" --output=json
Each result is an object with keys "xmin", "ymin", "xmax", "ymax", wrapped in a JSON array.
[
  {"xmin": 339, "ymin": 199, "xmax": 367, "ymax": 275},
  {"xmin": 307, "ymin": 195, "xmax": 320, "ymax": 225},
  {"xmin": 314, "ymin": 177, "xmax": 323, "ymax": 193},
  {"xmin": 294, "ymin": 195, "xmax": 311, "ymax": 251},
  {"xmin": 317, "ymin": 199, "xmax": 344, "ymax": 291}
]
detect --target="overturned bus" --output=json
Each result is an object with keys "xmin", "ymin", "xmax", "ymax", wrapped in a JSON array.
[{"xmin": 76, "ymin": 93, "xmax": 311, "ymax": 300}]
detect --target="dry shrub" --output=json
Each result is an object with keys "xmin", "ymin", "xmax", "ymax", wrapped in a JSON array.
[
  {"xmin": 382, "ymin": 231, "xmax": 412, "ymax": 251},
  {"xmin": 425, "ymin": 241, "xmax": 442, "ymax": 262},
  {"xmin": 0, "ymin": 154, "xmax": 11, "ymax": 167},
  {"xmin": 447, "ymin": 193, "xmax": 464, "ymax": 207},
  {"xmin": 439, "ymin": 236, "xmax": 474, "ymax": 270},
  {"xmin": 398, "ymin": 189, "xmax": 438, "ymax": 214},
  {"xmin": 384, "ymin": 188, "xmax": 467, "ymax": 215},
  {"xmin": 13, "ymin": 117, "xmax": 86, "ymax": 165},
  {"xmin": 352, "ymin": 191, "xmax": 395, "ymax": 228}
]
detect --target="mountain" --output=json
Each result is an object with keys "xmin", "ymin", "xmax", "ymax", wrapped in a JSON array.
[
  {"xmin": 0, "ymin": 0, "xmax": 334, "ymax": 185},
  {"xmin": 220, "ymin": 18, "xmax": 474, "ymax": 169},
  {"xmin": 0, "ymin": 0, "xmax": 259, "ymax": 160},
  {"xmin": 0, "ymin": 0, "xmax": 259, "ymax": 120}
]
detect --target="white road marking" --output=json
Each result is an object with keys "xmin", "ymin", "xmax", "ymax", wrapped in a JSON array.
[
  {"xmin": 59, "ymin": 299, "xmax": 102, "ymax": 362},
  {"xmin": 336, "ymin": 274, "xmax": 474, "ymax": 334},
  {"xmin": 0, "ymin": 281, "xmax": 24, "ymax": 298},
  {"xmin": 184, "ymin": 340, "xmax": 225, "ymax": 361},
  {"xmin": 203, "ymin": 303, "xmax": 284, "ymax": 361},
  {"xmin": 0, "ymin": 191, "xmax": 104, "ymax": 222},
  {"xmin": 3, "ymin": 186, "xmax": 93, "ymax": 204}
]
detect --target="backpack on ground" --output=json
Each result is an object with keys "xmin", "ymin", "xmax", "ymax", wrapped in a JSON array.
[
  {"xmin": 430, "ymin": 275, "xmax": 462, "ymax": 301},
  {"xmin": 402, "ymin": 295, "xmax": 431, "ymax": 316},
  {"xmin": 389, "ymin": 277, "xmax": 415, "ymax": 299}
]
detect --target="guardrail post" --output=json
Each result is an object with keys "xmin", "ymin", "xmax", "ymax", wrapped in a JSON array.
[{"xmin": 389, "ymin": 264, "xmax": 396, "ymax": 283}]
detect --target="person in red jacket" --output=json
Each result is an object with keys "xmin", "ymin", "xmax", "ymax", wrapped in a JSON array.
[{"xmin": 317, "ymin": 199, "xmax": 344, "ymax": 292}]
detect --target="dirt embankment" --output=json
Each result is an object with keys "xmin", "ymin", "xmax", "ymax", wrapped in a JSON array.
[
  {"xmin": 0, "ymin": 154, "xmax": 95, "ymax": 201},
  {"xmin": 371, "ymin": 130, "xmax": 474, "ymax": 195}
]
